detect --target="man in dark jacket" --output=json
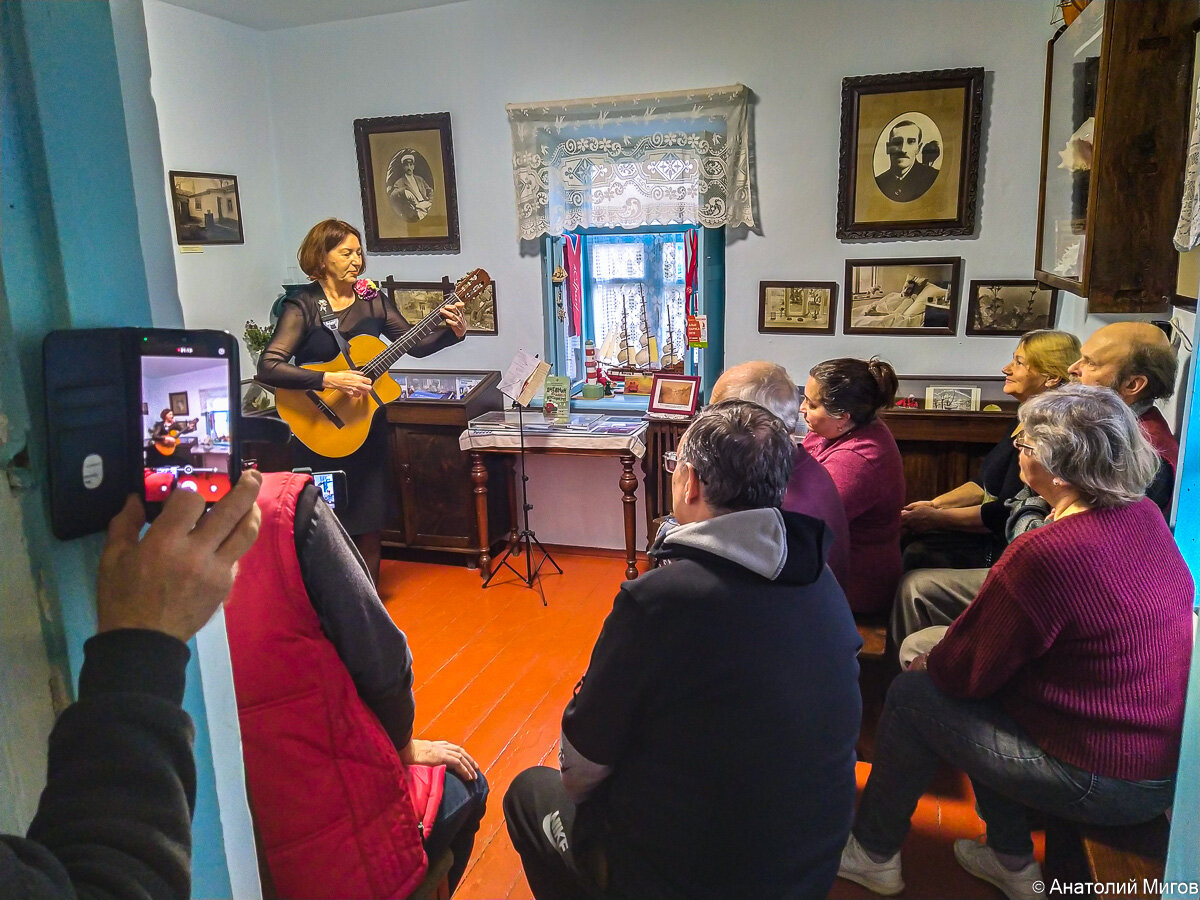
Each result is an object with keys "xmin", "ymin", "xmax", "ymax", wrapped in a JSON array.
[
  {"xmin": 504, "ymin": 400, "xmax": 863, "ymax": 900},
  {"xmin": 0, "ymin": 470, "xmax": 262, "ymax": 900}
]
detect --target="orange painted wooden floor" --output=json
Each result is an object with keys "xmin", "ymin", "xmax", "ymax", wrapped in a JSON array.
[{"xmin": 379, "ymin": 552, "xmax": 1040, "ymax": 900}]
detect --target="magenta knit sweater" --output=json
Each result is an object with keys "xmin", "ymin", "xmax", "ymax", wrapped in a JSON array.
[
  {"xmin": 928, "ymin": 498, "xmax": 1193, "ymax": 780},
  {"xmin": 802, "ymin": 418, "xmax": 905, "ymax": 615}
]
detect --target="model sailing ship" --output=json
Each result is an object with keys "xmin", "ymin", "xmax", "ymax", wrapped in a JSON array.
[{"xmin": 596, "ymin": 288, "xmax": 685, "ymax": 381}]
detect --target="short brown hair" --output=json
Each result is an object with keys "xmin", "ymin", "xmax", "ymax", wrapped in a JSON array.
[{"xmin": 297, "ymin": 219, "xmax": 365, "ymax": 280}]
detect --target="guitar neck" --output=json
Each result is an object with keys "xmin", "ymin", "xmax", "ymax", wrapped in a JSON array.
[{"xmin": 359, "ymin": 294, "xmax": 457, "ymax": 380}]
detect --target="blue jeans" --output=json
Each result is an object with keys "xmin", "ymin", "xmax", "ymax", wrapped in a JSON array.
[
  {"xmin": 853, "ymin": 672, "xmax": 1175, "ymax": 858},
  {"xmin": 424, "ymin": 769, "xmax": 489, "ymax": 892}
]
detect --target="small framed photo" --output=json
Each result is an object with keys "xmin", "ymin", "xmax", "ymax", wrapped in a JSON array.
[
  {"xmin": 925, "ymin": 385, "xmax": 980, "ymax": 411},
  {"xmin": 381, "ymin": 275, "xmax": 497, "ymax": 336},
  {"xmin": 758, "ymin": 282, "xmax": 838, "ymax": 335},
  {"xmin": 965, "ymin": 281, "xmax": 1060, "ymax": 336},
  {"xmin": 168, "ymin": 171, "xmax": 244, "ymax": 245},
  {"xmin": 169, "ymin": 391, "xmax": 190, "ymax": 416},
  {"xmin": 836, "ymin": 68, "xmax": 984, "ymax": 239},
  {"xmin": 844, "ymin": 257, "xmax": 962, "ymax": 335},
  {"xmin": 354, "ymin": 113, "xmax": 459, "ymax": 253},
  {"xmin": 647, "ymin": 374, "xmax": 701, "ymax": 417}
]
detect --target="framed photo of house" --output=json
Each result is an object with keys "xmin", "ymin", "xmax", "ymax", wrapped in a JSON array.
[
  {"xmin": 168, "ymin": 391, "xmax": 190, "ymax": 416},
  {"xmin": 168, "ymin": 171, "xmax": 244, "ymax": 245},
  {"xmin": 836, "ymin": 68, "xmax": 984, "ymax": 239},
  {"xmin": 925, "ymin": 385, "xmax": 981, "ymax": 411},
  {"xmin": 354, "ymin": 113, "xmax": 460, "ymax": 253},
  {"xmin": 965, "ymin": 280, "xmax": 1060, "ymax": 336},
  {"xmin": 647, "ymin": 374, "xmax": 701, "ymax": 417},
  {"xmin": 758, "ymin": 281, "xmax": 838, "ymax": 335},
  {"xmin": 844, "ymin": 257, "xmax": 962, "ymax": 336}
]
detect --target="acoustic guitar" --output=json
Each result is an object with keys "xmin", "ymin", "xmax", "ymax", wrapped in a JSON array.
[
  {"xmin": 154, "ymin": 419, "xmax": 197, "ymax": 455},
  {"xmin": 274, "ymin": 268, "xmax": 491, "ymax": 458}
]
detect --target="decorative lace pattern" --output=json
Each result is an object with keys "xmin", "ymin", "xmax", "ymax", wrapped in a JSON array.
[
  {"xmin": 507, "ymin": 84, "xmax": 754, "ymax": 239},
  {"xmin": 1175, "ymin": 80, "xmax": 1200, "ymax": 252}
]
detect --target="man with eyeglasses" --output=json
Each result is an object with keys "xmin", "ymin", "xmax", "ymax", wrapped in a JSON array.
[{"xmin": 504, "ymin": 400, "xmax": 862, "ymax": 900}]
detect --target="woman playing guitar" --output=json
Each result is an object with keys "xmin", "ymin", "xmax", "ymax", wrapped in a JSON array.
[{"xmin": 257, "ymin": 218, "xmax": 466, "ymax": 582}]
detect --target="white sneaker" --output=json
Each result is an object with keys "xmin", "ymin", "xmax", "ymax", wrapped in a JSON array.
[
  {"xmin": 953, "ymin": 838, "xmax": 1045, "ymax": 900},
  {"xmin": 838, "ymin": 833, "xmax": 904, "ymax": 895}
]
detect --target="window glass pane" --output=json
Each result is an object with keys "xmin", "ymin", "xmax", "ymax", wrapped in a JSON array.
[{"xmin": 588, "ymin": 232, "xmax": 687, "ymax": 372}]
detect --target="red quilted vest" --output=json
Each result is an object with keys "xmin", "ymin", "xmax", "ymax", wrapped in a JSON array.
[{"xmin": 225, "ymin": 472, "xmax": 443, "ymax": 899}]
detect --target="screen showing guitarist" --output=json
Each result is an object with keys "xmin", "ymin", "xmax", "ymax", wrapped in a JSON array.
[
  {"xmin": 257, "ymin": 218, "xmax": 467, "ymax": 583},
  {"xmin": 148, "ymin": 409, "xmax": 197, "ymax": 467}
]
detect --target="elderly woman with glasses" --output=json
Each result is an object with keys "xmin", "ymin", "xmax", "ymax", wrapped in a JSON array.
[{"xmin": 838, "ymin": 385, "xmax": 1193, "ymax": 900}]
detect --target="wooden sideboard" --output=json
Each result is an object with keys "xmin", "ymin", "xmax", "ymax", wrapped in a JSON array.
[{"xmin": 641, "ymin": 410, "xmax": 1017, "ymax": 540}]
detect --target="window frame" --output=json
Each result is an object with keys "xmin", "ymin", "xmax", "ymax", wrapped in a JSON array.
[{"xmin": 542, "ymin": 225, "xmax": 724, "ymax": 409}]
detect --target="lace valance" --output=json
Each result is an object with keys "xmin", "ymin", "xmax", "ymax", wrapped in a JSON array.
[{"xmin": 506, "ymin": 84, "xmax": 754, "ymax": 240}]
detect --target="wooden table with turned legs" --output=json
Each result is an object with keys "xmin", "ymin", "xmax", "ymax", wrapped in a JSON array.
[{"xmin": 460, "ymin": 427, "xmax": 648, "ymax": 581}]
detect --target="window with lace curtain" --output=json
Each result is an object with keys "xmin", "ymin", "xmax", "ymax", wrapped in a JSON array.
[{"xmin": 510, "ymin": 85, "xmax": 751, "ymax": 403}]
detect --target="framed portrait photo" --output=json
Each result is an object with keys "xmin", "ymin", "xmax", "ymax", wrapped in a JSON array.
[
  {"xmin": 965, "ymin": 280, "xmax": 1060, "ymax": 336},
  {"xmin": 354, "ymin": 113, "xmax": 460, "ymax": 253},
  {"xmin": 168, "ymin": 171, "xmax": 244, "ymax": 245},
  {"xmin": 758, "ymin": 281, "xmax": 838, "ymax": 335},
  {"xmin": 647, "ymin": 374, "xmax": 701, "ymax": 417},
  {"xmin": 844, "ymin": 257, "xmax": 962, "ymax": 336},
  {"xmin": 836, "ymin": 68, "xmax": 984, "ymax": 239},
  {"xmin": 168, "ymin": 391, "xmax": 190, "ymax": 416}
]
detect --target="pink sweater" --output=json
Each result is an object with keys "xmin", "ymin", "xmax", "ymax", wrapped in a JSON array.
[
  {"xmin": 928, "ymin": 498, "xmax": 1193, "ymax": 781},
  {"xmin": 803, "ymin": 418, "xmax": 905, "ymax": 614}
]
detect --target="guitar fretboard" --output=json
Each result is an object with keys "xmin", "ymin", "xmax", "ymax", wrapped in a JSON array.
[{"xmin": 359, "ymin": 293, "xmax": 460, "ymax": 381}]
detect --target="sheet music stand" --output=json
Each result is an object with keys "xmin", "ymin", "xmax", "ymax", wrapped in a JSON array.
[{"xmin": 482, "ymin": 361, "xmax": 562, "ymax": 602}]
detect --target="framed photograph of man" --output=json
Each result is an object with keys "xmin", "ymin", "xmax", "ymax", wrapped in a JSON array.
[
  {"xmin": 168, "ymin": 171, "xmax": 244, "ymax": 245},
  {"xmin": 354, "ymin": 113, "xmax": 460, "ymax": 253},
  {"xmin": 168, "ymin": 391, "xmax": 190, "ymax": 416},
  {"xmin": 836, "ymin": 68, "xmax": 984, "ymax": 240},
  {"xmin": 758, "ymin": 282, "xmax": 838, "ymax": 335},
  {"xmin": 965, "ymin": 280, "xmax": 1060, "ymax": 336},
  {"xmin": 844, "ymin": 257, "xmax": 962, "ymax": 336}
]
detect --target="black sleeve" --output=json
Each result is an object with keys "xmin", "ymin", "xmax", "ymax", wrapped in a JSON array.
[
  {"xmin": 294, "ymin": 483, "xmax": 416, "ymax": 752},
  {"xmin": 256, "ymin": 297, "xmax": 325, "ymax": 391},
  {"xmin": 979, "ymin": 497, "xmax": 1009, "ymax": 539},
  {"xmin": 979, "ymin": 437, "xmax": 1023, "ymax": 504},
  {"xmin": 1145, "ymin": 457, "xmax": 1174, "ymax": 517},
  {"xmin": 380, "ymin": 291, "xmax": 464, "ymax": 358},
  {"xmin": 561, "ymin": 590, "xmax": 654, "ymax": 766},
  {"xmin": 1, "ymin": 629, "xmax": 195, "ymax": 900}
]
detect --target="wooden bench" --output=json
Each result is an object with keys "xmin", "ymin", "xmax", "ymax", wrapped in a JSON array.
[{"xmin": 1044, "ymin": 815, "xmax": 1169, "ymax": 898}]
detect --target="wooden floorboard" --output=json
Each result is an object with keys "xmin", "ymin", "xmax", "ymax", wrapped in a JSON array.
[{"xmin": 380, "ymin": 552, "xmax": 1037, "ymax": 900}]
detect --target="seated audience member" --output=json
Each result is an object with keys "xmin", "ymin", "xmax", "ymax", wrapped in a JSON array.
[
  {"xmin": 901, "ymin": 330, "xmax": 1079, "ymax": 570},
  {"xmin": 505, "ymin": 401, "xmax": 862, "ymax": 900},
  {"xmin": 839, "ymin": 385, "xmax": 1193, "ymax": 900},
  {"xmin": 224, "ymin": 472, "xmax": 486, "ymax": 899},
  {"xmin": 0, "ymin": 472, "xmax": 263, "ymax": 898},
  {"xmin": 710, "ymin": 360, "xmax": 851, "ymax": 585},
  {"xmin": 801, "ymin": 357, "xmax": 905, "ymax": 615},
  {"xmin": 1068, "ymin": 321, "xmax": 1179, "ymax": 511},
  {"xmin": 892, "ymin": 485, "xmax": 1049, "ymax": 649}
]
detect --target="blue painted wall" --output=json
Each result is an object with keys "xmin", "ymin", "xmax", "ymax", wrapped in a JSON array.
[{"xmin": 0, "ymin": 2, "xmax": 232, "ymax": 895}]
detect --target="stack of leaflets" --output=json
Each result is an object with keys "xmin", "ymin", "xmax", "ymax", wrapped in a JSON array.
[{"xmin": 468, "ymin": 411, "xmax": 604, "ymax": 434}]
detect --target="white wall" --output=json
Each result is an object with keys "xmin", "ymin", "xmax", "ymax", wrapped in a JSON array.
[
  {"xmin": 145, "ymin": 0, "xmax": 1173, "ymax": 547},
  {"xmin": 143, "ymin": 0, "xmax": 284, "ymax": 375}
]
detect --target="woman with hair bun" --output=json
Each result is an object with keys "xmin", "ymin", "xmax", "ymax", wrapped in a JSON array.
[{"xmin": 801, "ymin": 357, "xmax": 905, "ymax": 614}]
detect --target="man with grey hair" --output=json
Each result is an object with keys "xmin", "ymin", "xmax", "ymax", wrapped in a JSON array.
[
  {"xmin": 504, "ymin": 400, "xmax": 862, "ymax": 900},
  {"xmin": 711, "ymin": 360, "xmax": 850, "ymax": 585}
]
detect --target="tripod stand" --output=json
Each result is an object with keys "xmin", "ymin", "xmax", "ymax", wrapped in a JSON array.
[{"xmin": 481, "ymin": 401, "xmax": 561, "ymax": 603}]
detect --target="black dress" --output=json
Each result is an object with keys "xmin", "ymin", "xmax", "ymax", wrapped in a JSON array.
[{"xmin": 257, "ymin": 283, "xmax": 462, "ymax": 535}]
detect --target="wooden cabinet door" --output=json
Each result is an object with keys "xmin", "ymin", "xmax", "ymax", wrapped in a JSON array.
[{"xmin": 391, "ymin": 425, "xmax": 477, "ymax": 549}]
